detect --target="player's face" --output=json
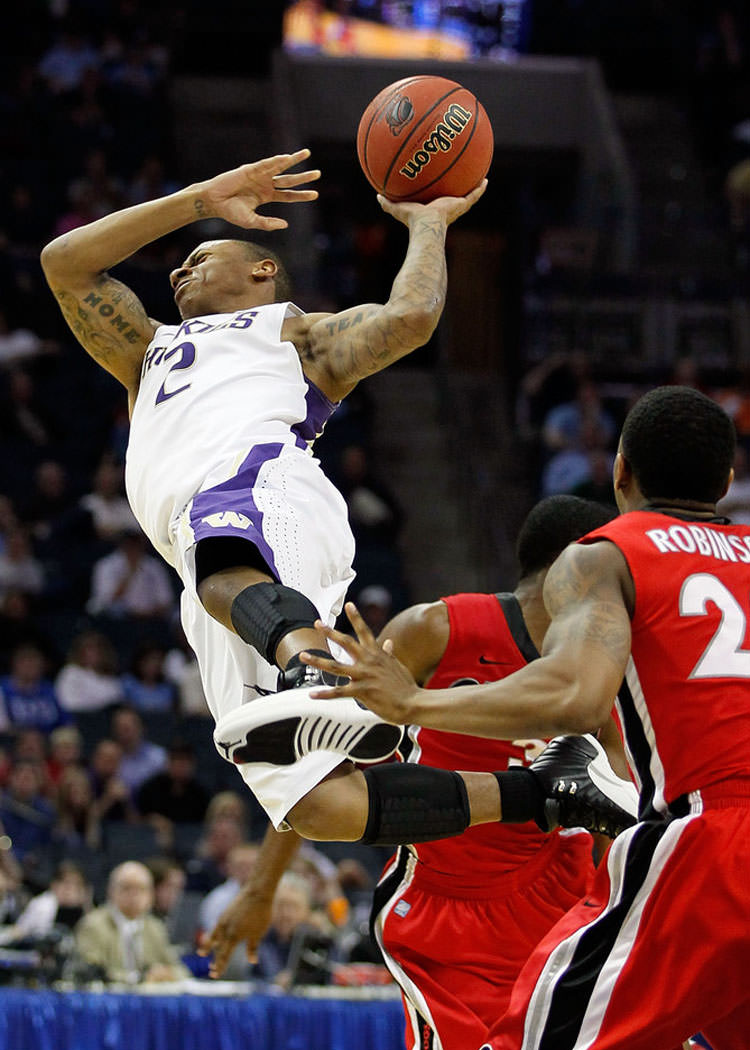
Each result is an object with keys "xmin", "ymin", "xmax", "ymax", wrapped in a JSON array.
[{"xmin": 169, "ymin": 240, "xmax": 259, "ymax": 319}]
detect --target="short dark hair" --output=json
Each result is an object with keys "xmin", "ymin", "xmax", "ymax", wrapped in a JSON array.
[
  {"xmin": 621, "ymin": 385, "xmax": 735, "ymax": 503},
  {"xmin": 236, "ymin": 240, "xmax": 293, "ymax": 302},
  {"xmin": 516, "ymin": 495, "xmax": 616, "ymax": 579}
]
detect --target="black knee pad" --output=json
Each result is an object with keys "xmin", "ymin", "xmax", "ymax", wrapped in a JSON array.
[
  {"xmin": 361, "ymin": 763, "xmax": 471, "ymax": 846},
  {"xmin": 230, "ymin": 583, "xmax": 320, "ymax": 666}
]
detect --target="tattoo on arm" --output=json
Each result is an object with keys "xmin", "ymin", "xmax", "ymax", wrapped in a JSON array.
[
  {"xmin": 543, "ymin": 546, "xmax": 631, "ymax": 667},
  {"xmin": 310, "ymin": 214, "xmax": 448, "ymax": 386},
  {"xmin": 51, "ymin": 274, "xmax": 152, "ymax": 380}
]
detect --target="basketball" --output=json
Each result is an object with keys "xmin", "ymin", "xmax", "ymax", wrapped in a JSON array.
[{"xmin": 356, "ymin": 75, "xmax": 493, "ymax": 204}]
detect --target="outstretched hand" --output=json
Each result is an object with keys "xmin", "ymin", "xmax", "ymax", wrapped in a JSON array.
[
  {"xmin": 197, "ymin": 885, "xmax": 273, "ymax": 978},
  {"xmin": 198, "ymin": 150, "xmax": 320, "ymax": 232},
  {"xmin": 301, "ymin": 602, "xmax": 422, "ymax": 724},
  {"xmin": 377, "ymin": 178, "xmax": 487, "ymax": 228}
]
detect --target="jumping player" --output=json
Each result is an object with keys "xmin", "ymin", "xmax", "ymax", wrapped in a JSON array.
[
  {"xmin": 40, "ymin": 150, "xmax": 484, "ymax": 837},
  {"xmin": 305, "ymin": 385, "xmax": 750, "ymax": 1049}
]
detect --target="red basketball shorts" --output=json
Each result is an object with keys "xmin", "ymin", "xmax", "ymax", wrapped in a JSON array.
[
  {"xmin": 486, "ymin": 800, "xmax": 750, "ymax": 1050},
  {"xmin": 372, "ymin": 832, "xmax": 595, "ymax": 1050}
]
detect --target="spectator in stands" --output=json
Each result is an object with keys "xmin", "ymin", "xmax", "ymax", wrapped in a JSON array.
[
  {"xmin": 137, "ymin": 740, "xmax": 210, "ymax": 831},
  {"xmin": 121, "ymin": 642, "xmax": 176, "ymax": 714},
  {"xmin": 11, "ymin": 728, "xmax": 48, "ymax": 767},
  {"xmin": 197, "ymin": 842, "xmax": 259, "ymax": 979},
  {"xmin": 570, "ymin": 447, "xmax": 619, "ymax": 507},
  {"xmin": 87, "ymin": 526, "xmax": 174, "ymax": 620},
  {"xmin": 17, "ymin": 460, "xmax": 72, "ymax": 547},
  {"xmin": 45, "ymin": 725, "xmax": 84, "ymax": 787},
  {"xmin": 53, "ymin": 766, "xmax": 101, "ymax": 850},
  {"xmin": 110, "ymin": 705, "xmax": 166, "ymax": 794},
  {"xmin": 7, "ymin": 860, "xmax": 90, "ymax": 940},
  {"xmin": 164, "ymin": 626, "xmax": 211, "ymax": 718},
  {"xmin": 203, "ymin": 791, "xmax": 249, "ymax": 833},
  {"xmin": 79, "ymin": 457, "xmax": 138, "ymax": 544},
  {"xmin": 0, "ymin": 369, "xmax": 56, "ymax": 466},
  {"xmin": 0, "ymin": 590, "xmax": 57, "ymax": 676},
  {"xmin": 541, "ymin": 379, "xmax": 617, "ymax": 453},
  {"xmin": 337, "ymin": 443, "xmax": 403, "ymax": 548},
  {"xmin": 0, "ymin": 759, "xmax": 55, "ymax": 866},
  {"xmin": 540, "ymin": 418, "xmax": 614, "ymax": 498},
  {"xmin": 147, "ymin": 857, "xmax": 187, "ymax": 943},
  {"xmin": 55, "ymin": 631, "xmax": 123, "ymax": 714},
  {"xmin": 0, "ymin": 848, "xmax": 25, "ymax": 930},
  {"xmin": 126, "ymin": 154, "xmax": 179, "ymax": 205},
  {"xmin": 0, "ymin": 308, "xmax": 57, "ymax": 369},
  {"xmin": 185, "ymin": 815, "xmax": 245, "ymax": 894},
  {"xmin": 718, "ymin": 445, "xmax": 750, "ymax": 523},
  {"xmin": 0, "ymin": 643, "xmax": 70, "ymax": 733},
  {"xmin": 0, "ymin": 528, "xmax": 45, "ymax": 602},
  {"xmin": 74, "ymin": 860, "xmax": 190, "ymax": 984},
  {"xmin": 0, "ymin": 496, "xmax": 18, "ymax": 553},
  {"xmin": 88, "ymin": 738, "xmax": 138, "ymax": 825},
  {"xmin": 37, "ymin": 27, "xmax": 100, "ymax": 95},
  {"xmin": 253, "ymin": 871, "xmax": 326, "ymax": 988},
  {"xmin": 354, "ymin": 584, "xmax": 393, "ymax": 636}
]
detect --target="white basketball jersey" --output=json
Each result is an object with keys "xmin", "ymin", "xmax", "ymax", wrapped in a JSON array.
[{"xmin": 125, "ymin": 302, "xmax": 335, "ymax": 563}]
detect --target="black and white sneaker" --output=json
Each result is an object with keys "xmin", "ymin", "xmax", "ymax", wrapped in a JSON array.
[
  {"xmin": 529, "ymin": 734, "xmax": 639, "ymax": 838},
  {"xmin": 213, "ymin": 679, "xmax": 403, "ymax": 767}
]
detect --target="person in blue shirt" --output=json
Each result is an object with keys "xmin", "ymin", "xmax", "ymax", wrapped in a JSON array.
[{"xmin": 0, "ymin": 643, "xmax": 70, "ymax": 733}]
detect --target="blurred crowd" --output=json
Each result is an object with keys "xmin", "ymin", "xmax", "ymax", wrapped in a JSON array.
[{"xmin": 516, "ymin": 349, "xmax": 750, "ymax": 527}]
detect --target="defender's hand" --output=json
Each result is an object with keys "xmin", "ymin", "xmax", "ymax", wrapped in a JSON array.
[
  {"xmin": 378, "ymin": 178, "xmax": 487, "ymax": 228},
  {"xmin": 198, "ymin": 887, "xmax": 273, "ymax": 978},
  {"xmin": 198, "ymin": 150, "xmax": 320, "ymax": 232},
  {"xmin": 301, "ymin": 602, "xmax": 422, "ymax": 724}
]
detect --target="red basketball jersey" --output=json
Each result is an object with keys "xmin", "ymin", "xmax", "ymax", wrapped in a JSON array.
[
  {"xmin": 403, "ymin": 592, "xmax": 560, "ymax": 886},
  {"xmin": 581, "ymin": 510, "xmax": 750, "ymax": 818}
]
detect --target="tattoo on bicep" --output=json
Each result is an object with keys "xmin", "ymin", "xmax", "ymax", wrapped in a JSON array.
[
  {"xmin": 545, "ymin": 550, "xmax": 630, "ymax": 663},
  {"xmin": 53, "ymin": 278, "xmax": 149, "ymax": 367}
]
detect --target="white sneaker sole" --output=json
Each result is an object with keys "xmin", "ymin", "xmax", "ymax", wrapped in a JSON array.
[{"xmin": 214, "ymin": 686, "xmax": 403, "ymax": 766}]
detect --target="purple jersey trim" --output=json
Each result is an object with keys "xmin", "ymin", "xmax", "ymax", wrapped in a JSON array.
[
  {"xmin": 188, "ymin": 443, "xmax": 284, "ymax": 578},
  {"xmin": 291, "ymin": 378, "xmax": 339, "ymax": 448}
]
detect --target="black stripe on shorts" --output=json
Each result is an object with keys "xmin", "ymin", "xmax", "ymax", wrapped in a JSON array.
[{"xmin": 535, "ymin": 819, "xmax": 673, "ymax": 1050}]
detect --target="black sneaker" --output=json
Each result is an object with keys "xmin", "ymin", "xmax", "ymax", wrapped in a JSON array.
[
  {"xmin": 529, "ymin": 734, "xmax": 639, "ymax": 837},
  {"xmin": 277, "ymin": 649, "xmax": 348, "ymax": 691}
]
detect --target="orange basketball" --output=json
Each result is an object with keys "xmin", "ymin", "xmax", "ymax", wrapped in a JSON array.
[{"xmin": 356, "ymin": 75, "xmax": 493, "ymax": 203}]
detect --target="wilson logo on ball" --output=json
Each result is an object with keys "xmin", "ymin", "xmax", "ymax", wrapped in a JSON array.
[
  {"xmin": 398, "ymin": 103, "xmax": 472, "ymax": 180},
  {"xmin": 384, "ymin": 95, "xmax": 414, "ymax": 136}
]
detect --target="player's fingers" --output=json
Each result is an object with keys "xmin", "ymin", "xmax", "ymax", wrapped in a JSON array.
[
  {"xmin": 251, "ymin": 215, "xmax": 289, "ymax": 231},
  {"xmin": 465, "ymin": 178, "xmax": 488, "ymax": 204},
  {"xmin": 300, "ymin": 650, "xmax": 355, "ymax": 679},
  {"xmin": 312, "ymin": 619, "xmax": 365, "ymax": 655},
  {"xmin": 343, "ymin": 602, "xmax": 378, "ymax": 648},
  {"xmin": 309, "ymin": 683, "xmax": 359, "ymax": 700},
  {"xmin": 257, "ymin": 149, "xmax": 313, "ymax": 174},
  {"xmin": 271, "ymin": 189, "xmax": 319, "ymax": 203},
  {"xmin": 273, "ymin": 168, "xmax": 321, "ymax": 187}
]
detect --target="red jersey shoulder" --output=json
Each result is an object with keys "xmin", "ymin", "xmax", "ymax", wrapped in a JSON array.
[{"xmin": 429, "ymin": 591, "xmax": 537, "ymax": 689}]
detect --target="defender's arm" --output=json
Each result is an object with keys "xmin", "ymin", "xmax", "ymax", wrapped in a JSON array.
[{"xmin": 304, "ymin": 541, "xmax": 633, "ymax": 740}]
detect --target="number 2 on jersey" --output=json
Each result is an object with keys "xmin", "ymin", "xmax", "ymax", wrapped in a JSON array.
[
  {"xmin": 155, "ymin": 341, "xmax": 196, "ymax": 405},
  {"xmin": 680, "ymin": 572, "xmax": 750, "ymax": 678}
]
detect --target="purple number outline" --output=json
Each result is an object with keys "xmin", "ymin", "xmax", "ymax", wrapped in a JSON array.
[{"xmin": 155, "ymin": 341, "xmax": 196, "ymax": 404}]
